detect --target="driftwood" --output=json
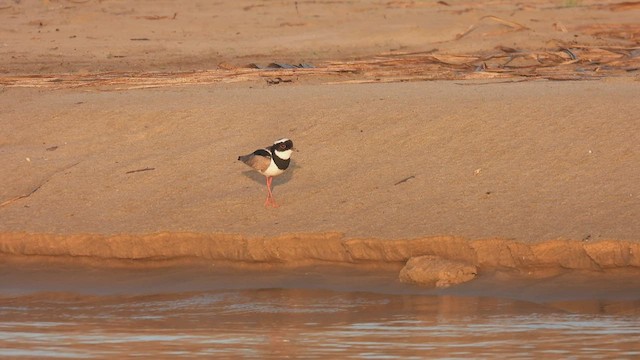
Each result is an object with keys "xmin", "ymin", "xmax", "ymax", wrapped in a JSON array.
[{"xmin": 1, "ymin": 45, "xmax": 638, "ymax": 90}]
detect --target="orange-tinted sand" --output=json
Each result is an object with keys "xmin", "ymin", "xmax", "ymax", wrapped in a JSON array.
[{"xmin": 1, "ymin": 0, "xmax": 639, "ymax": 283}]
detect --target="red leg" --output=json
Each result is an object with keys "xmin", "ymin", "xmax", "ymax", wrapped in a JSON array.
[
  {"xmin": 264, "ymin": 177, "xmax": 271, "ymax": 206},
  {"xmin": 264, "ymin": 176, "xmax": 279, "ymax": 208}
]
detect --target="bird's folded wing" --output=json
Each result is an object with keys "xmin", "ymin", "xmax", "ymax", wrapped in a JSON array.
[{"xmin": 238, "ymin": 149, "xmax": 271, "ymax": 172}]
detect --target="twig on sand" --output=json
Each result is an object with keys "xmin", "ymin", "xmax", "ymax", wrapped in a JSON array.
[
  {"xmin": 560, "ymin": 48, "xmax": 578, "ymax": 60},
  {"xmin": 125, "ymin": 167, "xmax": 155, "ymax": 174},
  {"xmin": 394, "ymin": 175, "xmax": 416, "ymax": 186}
]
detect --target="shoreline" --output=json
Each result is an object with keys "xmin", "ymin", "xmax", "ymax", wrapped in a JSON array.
[
  {"xmin": 2, "ymin": 231, "xmax": 638, "ymax": 270},
  {"xmin": 3, "ymin": 232, "xmax": 640, "ymax": 308}
]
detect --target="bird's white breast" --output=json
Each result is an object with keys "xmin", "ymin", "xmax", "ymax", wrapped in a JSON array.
[{"xmin": 260, "ymin": 159, "xmax": 286, "ymax": 177}]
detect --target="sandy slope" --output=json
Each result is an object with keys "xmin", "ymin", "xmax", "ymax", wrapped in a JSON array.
[{"xmin": 1, "ymin": 80, "xmax": 638, "ymax": 243}]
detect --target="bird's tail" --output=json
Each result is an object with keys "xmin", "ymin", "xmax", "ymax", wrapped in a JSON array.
[{"xmin": 237, "ymin": 154, "xmax": 251, "ymax": 164}]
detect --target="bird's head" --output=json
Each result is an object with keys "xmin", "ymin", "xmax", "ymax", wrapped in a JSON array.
[{"xmin": 273, "ymin": 138, "xmax": 294, "ymax": 159}]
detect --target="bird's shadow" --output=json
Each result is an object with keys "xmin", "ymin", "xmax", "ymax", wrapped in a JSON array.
[{"xmin": 240, "ymin": 162, "xmax": 299, "ymax": 187}]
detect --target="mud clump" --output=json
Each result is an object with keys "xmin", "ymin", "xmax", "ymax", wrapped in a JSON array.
[{"xmin": 399, "ymin": 255, "xmax": 478, "ymax": 288}]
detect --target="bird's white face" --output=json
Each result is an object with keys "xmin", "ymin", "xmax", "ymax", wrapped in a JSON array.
[{"xmin": 273, "ymin": 138, "xmax": 294, "ymax": 159}]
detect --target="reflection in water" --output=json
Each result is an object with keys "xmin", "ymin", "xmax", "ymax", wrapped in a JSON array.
[{"xmin": 1, "ymin": 289, "xmax": 640, "ymax": 359}]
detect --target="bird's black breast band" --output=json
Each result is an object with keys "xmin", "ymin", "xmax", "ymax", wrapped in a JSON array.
[{"xmin": 272, "ymin": 154, "xmax": 290, "ymax": 170}]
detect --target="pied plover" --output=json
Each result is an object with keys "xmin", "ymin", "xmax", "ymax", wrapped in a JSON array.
[{"xmin": 238, "ymin": 138, "xmax": 294, "ymax": 207}]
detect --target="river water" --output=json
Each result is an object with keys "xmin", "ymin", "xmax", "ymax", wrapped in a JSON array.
[{"xmin": 1, "ymin": 259, "xmax": 639, "ymax": 359}]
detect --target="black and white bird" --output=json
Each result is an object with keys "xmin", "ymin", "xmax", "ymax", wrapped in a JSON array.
[{"xmin": 238, "ymin": 138, "xmax": 294, "ymax": 207}]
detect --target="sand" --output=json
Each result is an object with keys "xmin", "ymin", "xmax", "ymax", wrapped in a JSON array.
[
  {"xmin": 1, "ymin": 0, "xmax": 639, "ymax": 281},
  {"xmin": 2, "ymin": 0, "xmax": 640, "ymax": 75}
]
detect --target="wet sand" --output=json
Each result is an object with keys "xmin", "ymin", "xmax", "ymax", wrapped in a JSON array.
[{"xmin": 4, "ymin": 254, "xmax": 640, "ymax": 304}]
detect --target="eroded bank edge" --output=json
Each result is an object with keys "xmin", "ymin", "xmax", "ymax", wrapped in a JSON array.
[{"xmin": 1, "ymin": 232, "xmax": 638, "ymax": 287}]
